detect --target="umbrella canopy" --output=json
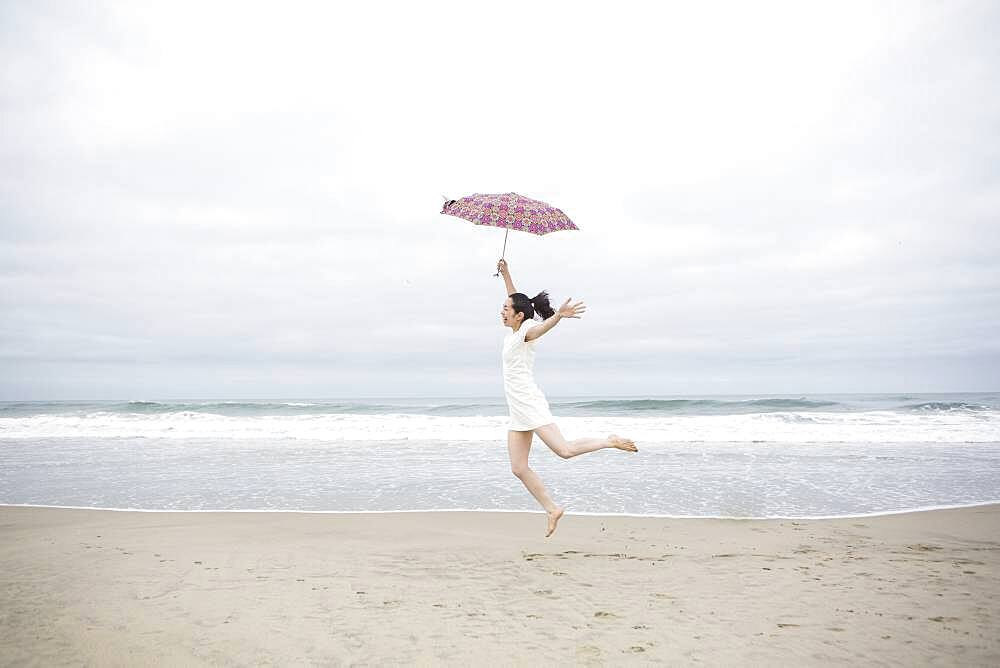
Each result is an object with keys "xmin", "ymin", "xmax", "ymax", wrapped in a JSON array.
[
  {"xmin": 441, "ymin": 192, "xmax": 578, "ymax": 235},
  {"xmin": 441, "ymin": 192, "xmax": 578, "ymax": 275}
]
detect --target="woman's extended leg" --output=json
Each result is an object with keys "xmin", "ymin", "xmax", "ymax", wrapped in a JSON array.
[
  {"xmin": 507, "ymin": 429, "xmax": 564, "ymax": 537},
  {"xmin": 533, "ymin": 423, "xmax": 637, "ymax": 459}
]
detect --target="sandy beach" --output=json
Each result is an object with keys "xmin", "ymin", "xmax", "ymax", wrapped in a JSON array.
[{"xmin": 1, "ymin": 504, "xmax": 998, "ymax": 665}]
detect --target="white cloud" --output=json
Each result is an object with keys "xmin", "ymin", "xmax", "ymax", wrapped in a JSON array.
[{"xmin": 1, "ymin": 0, "xmax": 998, "ymax": 398}]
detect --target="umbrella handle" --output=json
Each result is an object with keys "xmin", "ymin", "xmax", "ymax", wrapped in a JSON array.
[{"xmin": 493, "ymin": 228, "xmax": 510, "ymax": 277}]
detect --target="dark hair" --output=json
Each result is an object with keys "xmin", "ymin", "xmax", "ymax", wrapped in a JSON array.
[{"xmin": 510, "ymin": 291, "xmax": 555, "ymax": 322}]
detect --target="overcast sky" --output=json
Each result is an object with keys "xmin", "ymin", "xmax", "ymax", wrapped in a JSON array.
[{"xmin": 2, "ymin": 0, "xmax": 998, "ymax": 400}]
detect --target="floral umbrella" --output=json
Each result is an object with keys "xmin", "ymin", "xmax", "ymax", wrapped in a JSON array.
[{"xmin": 441, "ymin": 192, "xmax": 579, "ymax": 276}]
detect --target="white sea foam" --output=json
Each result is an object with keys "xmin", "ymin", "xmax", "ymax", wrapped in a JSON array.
[
  {"xmin": 3, "ymin": 432, "xmax": 999, "ymax": 518},
  {"xmin": 4, "ymin": 395, "xmax": 998, "ymax": 517},
  {"xmin": 1, "ymin": 410, "xmax": 998, "ymax": 443},
  {"xmin": 3, "ymin": 500, "xmax": 998, "ymax": 521}
]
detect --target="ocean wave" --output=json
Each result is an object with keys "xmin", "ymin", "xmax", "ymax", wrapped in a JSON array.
[
  {"xmin": 903, "ymin": 402, "xmax": 993, "ymax": 412},
  {"xmin": 2, "ymin": 410, "xmax": 998, "ymax": 443},
  {"xmin": 2, "ymin": 395, "xmax": 998, "ymax": 420},
  {"xmin": 554, "ymin": 398, "xmax": 842, "ymax": 414},
  {"xmin": 120, "ymin": 401, "xmax": 393, "ymax": 415},
  {"xmin": 0, "ymin": 400, "xmax": 517, "ymax": 419}
]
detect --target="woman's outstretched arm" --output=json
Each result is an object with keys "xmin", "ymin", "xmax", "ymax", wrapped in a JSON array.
[
  {"xmin": 498, "ymin": 259, "xmax": 516, "ymax": 296},
  {"xmin": 525, "ymin": 298, "xmax": 587, "ymax": 342}
]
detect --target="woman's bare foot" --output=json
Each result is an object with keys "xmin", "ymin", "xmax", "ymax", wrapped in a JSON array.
[
  {"xmin": 546, "ymin": 507, "xmax": 564, "ymax": 537},
  {"xmin": 609, "ymin": 434, "xmax": 638, "ymax": 452}
]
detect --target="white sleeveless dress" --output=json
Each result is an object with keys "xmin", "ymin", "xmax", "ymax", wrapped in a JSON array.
[{"xmin": 502, "ymin": 321, "xmax": 555, "ymax": 431}]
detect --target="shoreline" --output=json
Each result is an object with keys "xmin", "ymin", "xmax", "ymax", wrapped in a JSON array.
[
  {"xmin": 3, "ymin": 503, "xmax": 998, "ymax": 664},
  {"xmin": 3, "ymin": 499, "xmax": 999, "ymax": 520}
]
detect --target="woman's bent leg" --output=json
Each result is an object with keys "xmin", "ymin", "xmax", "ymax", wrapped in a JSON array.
[
  {"xmin": 533, "ymin": 423, "xmax": 637, "ymax": 459},
  {"xmin": 508, "ymin": 430, "xmax": 560, "ymax": 514}
]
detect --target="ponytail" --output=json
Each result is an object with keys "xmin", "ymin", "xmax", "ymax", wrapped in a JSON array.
[{"xmin": 530, "ymin": 291, "xmax": 555, "ymax": 319}]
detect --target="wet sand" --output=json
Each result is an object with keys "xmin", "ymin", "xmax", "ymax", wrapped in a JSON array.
[{"xmin": 2, "ymin": 504, "xmax": 998, "ymax": 665}]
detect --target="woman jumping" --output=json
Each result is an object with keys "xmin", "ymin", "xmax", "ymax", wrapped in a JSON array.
[{"xmin": 497, "ymin": 258, "xmax": 637, "ymax": 538}]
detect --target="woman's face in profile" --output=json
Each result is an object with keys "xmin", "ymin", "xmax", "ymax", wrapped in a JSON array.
[{"xmin": 501, "ymin": 298, "xmax": 515, "ymax": 326}]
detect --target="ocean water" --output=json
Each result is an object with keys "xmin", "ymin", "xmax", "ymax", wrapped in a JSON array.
[{"xmin": 1, "ymin": 393, "xmax": 998, "ymax": 518}]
